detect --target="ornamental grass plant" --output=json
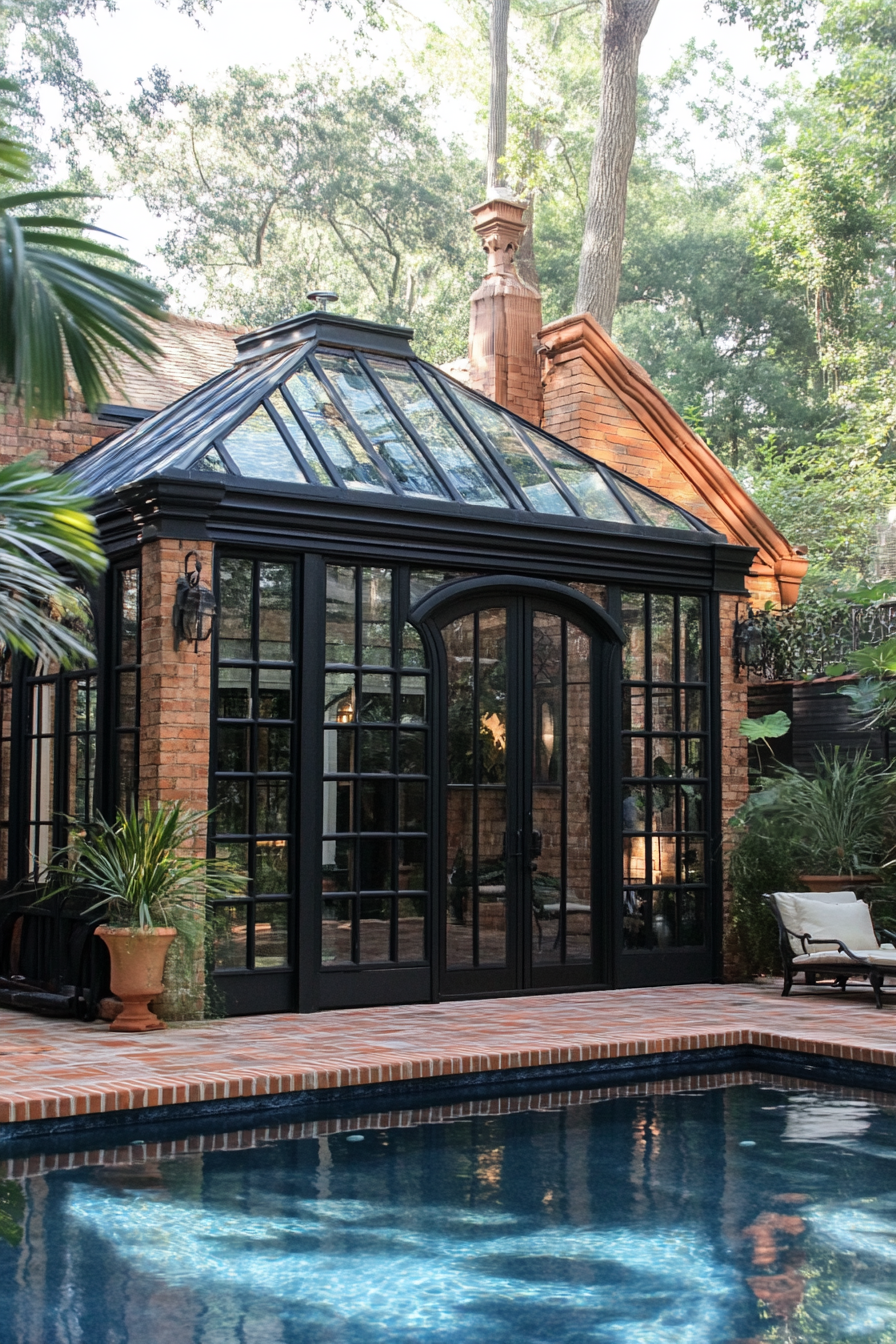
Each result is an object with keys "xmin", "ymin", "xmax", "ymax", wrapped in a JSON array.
[
  {"xmin": 48, "ymin": 800, "xmax": 246, "ymax": 943},
  {"xmin": 727, "ymin": 747, "xmax": 896, "ymax": 978}
]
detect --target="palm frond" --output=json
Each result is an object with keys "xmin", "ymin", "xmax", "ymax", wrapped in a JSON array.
[
  {"xmin": 0, "ymin": 77, "xmax": 169, "ymax": 421},
  {"xmin": 0, "ymin": 456, "xmax": 105, "ymax": 663}
]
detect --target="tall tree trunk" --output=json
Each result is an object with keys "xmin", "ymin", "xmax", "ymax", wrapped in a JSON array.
[
  {"xmin": 575, "ymin": 0, "xmax": 660, "ymax": 333},
  {"xmin": 487, "ymin": 0, "xmax": 510, "ymax": 192}
]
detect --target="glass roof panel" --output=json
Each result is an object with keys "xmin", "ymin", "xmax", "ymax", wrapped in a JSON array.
[
  {"xmin": 59, "ymin": 318, "xmax": 714, "ymax": 539},
  {"xmin": 268, "ymin": 388, "xmax": 331, "ymax": 486},
  {"xmin": 612, "ymin": 476, "xmax": 698, "ymax": 531},
  {"xmin": 285, "ymin": 367, "xmax": 391, "ymax": 493},
  {"xmin": 521, "ymin": 427, "xmax": 631, "ymax": 524},
  {"xmin": 317, "ymin": 353, "xmax": 449, "ymax": 501},
  {"xmin": 368, "ymin": 358, "xmax": 507, "ymax": 508},
  {"xmin": 449, "ymin": 386, "xmax": 574, "ymax": 516},
  {"xmin": 198, "ymin": 447, "xmax": 228, "ymax": 474},
  {"xmin": 223, "ymin": 405, "xmax": 306, "ymax": 483}
]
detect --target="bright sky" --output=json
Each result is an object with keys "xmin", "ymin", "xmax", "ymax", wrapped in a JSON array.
[{"xmin": 49, "ymin": 0, "xmax": 786, "ymax": 287}]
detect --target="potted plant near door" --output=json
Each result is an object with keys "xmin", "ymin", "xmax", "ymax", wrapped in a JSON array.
[{"xmin": 48, "ymin": 801, "xmax": 245, "ymax": 1032}]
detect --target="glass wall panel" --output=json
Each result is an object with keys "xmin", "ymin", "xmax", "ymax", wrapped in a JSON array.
[
  {"xmin": 621, "ymin": 591, "xmax": 708, "ymax": 951},
  {"xmin": 531, "ymin": 612, "xmax": 592, "ymax": 967},
  {"xmin": 0, "ymin": 652, "xmax": 12, "ymax": 880},
  {"xmin": 212, "ymin": 558, "xmax": 297, "ymax": 971},
  {"xmin": 321, "ymin": 564, "xmax": 430, "ymax": 966},
  {"xmin": 114, "ymin": 566, "xmax": 140, "ymax": 811},
  {"xmin": 443, "ymin": 608, "xmax": 508, "ymax": 968}
]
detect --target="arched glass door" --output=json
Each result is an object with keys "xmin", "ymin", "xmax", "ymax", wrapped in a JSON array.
[{"xmin": 436, "ymin": 593, "xmax": 612, "ymax": 997}]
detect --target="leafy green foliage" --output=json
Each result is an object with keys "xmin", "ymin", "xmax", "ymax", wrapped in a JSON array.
[
  {"xmin": 0, "ymin": 79, "xmax": 167, "ymax": 420},
  {"xmin": 727, "ymin": 823, "xmax": 801, "ymax": 978},
  {"xmin": 0, "ymin": 454, "xmax": 104, "ymax": 664},
  {"xmin": 708, "ymin": 0, "xmax": 819, "ymax": 67},
  {"xmin": 832, "ymin": 635, "xmax": 896, "ymax": 733},
  {"xmin": 0, "ymin": 1179, "xmax": 24, "ymax": 1247},
  {"xmin": 91, "ymin": 64, "xmax": 482, "ymax": 361},
  {"xmin": 47, "ymin": 800, "xmax": 247, "ymax": 940},
  {"xmin": 728, "ymin": 745, "xmax": 896, "ymax": 975},
  {"xmin": 733, "ymin": 747, "xmax": 895, "ymax": 875},
  {"xmin": 737, "ymin": 438, "xmax": 896, "ymax": 590},
  {"xmin": 739, "ymin": 711, "xmax": 792, "ymax": 743}
]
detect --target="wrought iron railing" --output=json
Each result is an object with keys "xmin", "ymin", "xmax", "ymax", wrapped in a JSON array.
[{"xmin": 748, "ymin": 599, "xmax": 896, "ymax": 682}]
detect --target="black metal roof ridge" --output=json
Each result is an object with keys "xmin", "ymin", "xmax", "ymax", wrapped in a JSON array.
[{"xmin": 234, "ymin": 311, "xmax": 415, "ymax": 363}]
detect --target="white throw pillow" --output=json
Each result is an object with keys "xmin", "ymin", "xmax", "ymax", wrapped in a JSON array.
[{"xmin": 787, "ymin": 894, "xmax": 877, "ymax": 955}]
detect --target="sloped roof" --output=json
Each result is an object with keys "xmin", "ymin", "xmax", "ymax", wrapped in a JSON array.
[
  {"xmin": 65, "ymin": 312, "xmax": 714, "ymax": 537},
  {"xmin": 102, "ymin": 313, "xmax": 247, "ymax": 412},
  {"xmin": 537, "ymin": 313, "xmax": 809, "ymax": 599}
]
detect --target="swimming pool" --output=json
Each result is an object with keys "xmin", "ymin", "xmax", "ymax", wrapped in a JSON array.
[{"xmin": 3, "ymin": 1074, "xmax": 896, "ymax": 1342}]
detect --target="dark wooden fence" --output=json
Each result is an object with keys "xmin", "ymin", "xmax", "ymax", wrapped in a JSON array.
[{"xmin": 747, "ymin": 675, "xmax": 890, "ymax": 772}]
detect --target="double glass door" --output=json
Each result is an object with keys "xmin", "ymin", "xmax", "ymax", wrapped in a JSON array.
[{"xmin": 439, "ymin": 597, "xmax": 601, "ymax": 995}]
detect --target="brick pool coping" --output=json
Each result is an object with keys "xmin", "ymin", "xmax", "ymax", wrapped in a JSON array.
[{"xmin": 1, "ymin": 980, "xmax": 895, "ymax": 1133}]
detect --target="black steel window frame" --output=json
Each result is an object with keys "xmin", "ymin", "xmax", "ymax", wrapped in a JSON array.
[
  {"xmin": 209, "ymin": 553, "xmax": 299, "ymax": 978},
  {"xmin": 620, "ymin": 589, "xmax": 710, "ymax": 954},
  {"xmin": 320, "ymin": 561, "xmax": 431, "ymax": 969},
  {"xmin": 24, "ymin": 657, "xmax": 98, "ymax": 880}
]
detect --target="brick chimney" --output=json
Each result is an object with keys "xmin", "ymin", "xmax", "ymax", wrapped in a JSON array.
[{"xmin": 467, "ymin": 195, "xmax": 543, "ymax": 425}]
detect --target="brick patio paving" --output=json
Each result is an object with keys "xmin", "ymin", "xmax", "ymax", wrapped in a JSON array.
[{"xmin": 1, "ymin": 978, "xmax": 895, "ymax": 1129}]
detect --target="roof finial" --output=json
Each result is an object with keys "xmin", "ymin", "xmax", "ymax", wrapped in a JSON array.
[{"xmin": 307, "ymin": 290, "xmax": 339, "ymax": 313}]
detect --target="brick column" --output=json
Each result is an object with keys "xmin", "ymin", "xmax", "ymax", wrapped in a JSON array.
[
  {"xmin": 140, "ymin": 536, "xmax": 215, "ymax": 1020},
  {"xmin": 467, "ymin": 196, "xmax": 544, "ymax": 425},
  {"xmin": 719, "ymin": 593, "xmax": 750, "ymax": 980}
]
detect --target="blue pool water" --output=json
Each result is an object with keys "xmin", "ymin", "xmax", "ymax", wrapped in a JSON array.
[{"xmin": 3, "ymin": 1078, "xmax": 896, "ymax": 1342}]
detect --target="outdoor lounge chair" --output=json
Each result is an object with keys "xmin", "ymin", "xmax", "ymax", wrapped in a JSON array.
[{"xmin": 764, "ymin": 890, "xmax": 896, "ymax": 1009}]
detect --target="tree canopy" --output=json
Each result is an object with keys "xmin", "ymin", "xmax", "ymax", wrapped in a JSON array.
[{"xmin": 5, "ymin": 0, "xmax": 896, "ymax": 589}]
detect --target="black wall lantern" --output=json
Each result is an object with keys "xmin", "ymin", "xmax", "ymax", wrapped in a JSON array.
[
  {"xmin": 733, "ymin": 603, "xmax": 764, "ymax": 674},
  {"xmin": 173, "ymin": 551, "xmax": 217, "ymax": 652}
]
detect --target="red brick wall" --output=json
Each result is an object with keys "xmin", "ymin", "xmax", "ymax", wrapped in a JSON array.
[
  {"xmin": 139, "ymin": 537, "xmax": 215, "ymax": 1020},
  {"xmin": 0, "ymin": 382, "xmax": 118, "ymax": 470}
]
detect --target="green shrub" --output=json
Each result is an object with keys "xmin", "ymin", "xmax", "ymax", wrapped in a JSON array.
[
  {"xmin": 726, "ymin": 747, "xmax": 896, "ymax": 978},
  {"xmin": 727, "ymin": 824, "xmax": 802, "ymax": 979}
]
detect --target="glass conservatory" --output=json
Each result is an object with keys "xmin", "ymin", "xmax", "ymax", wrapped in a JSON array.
[{"xmin": 0, "ymin": 312, "xmax": 755, "ymax": 1016}]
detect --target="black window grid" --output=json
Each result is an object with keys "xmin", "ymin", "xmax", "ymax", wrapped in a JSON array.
[
  {"xmin": 113, "ymin": 564, "xmax": 141, "ymax": 811},
  {"xmin": 25, "ymin": 661, "xmax": 97, "ymax": 880},
  {"xmin": 322, "ymin": 563, "xmax": 429, "ymax": 967},
  {"xmin": 621, "ymin": 592, "xmax": 709, "ymax": 951},
  {"xmin": 212, "ymin": 557, "xmax": 297, "ymax": 972}
]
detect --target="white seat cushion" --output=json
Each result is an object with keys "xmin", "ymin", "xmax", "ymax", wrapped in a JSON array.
[
  {"xmin": 793, "ymin": 950, "xmax": 877, "ymax": 965},
  {"xmin": 781, "ymin": 894, "xmax": 878, "ymax": 955},
  {"xmin": 773, "ymin": 892, "xmax": 855, "ymax": 954}
]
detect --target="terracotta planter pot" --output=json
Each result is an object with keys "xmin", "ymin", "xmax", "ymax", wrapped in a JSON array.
[
  {"xmin": 94, "ymin": 926, "xmax": 176, "ymax": 1032},
  {"xmin": 798, "ymin": 874, "xmax": 881, "ymax": 893}
]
